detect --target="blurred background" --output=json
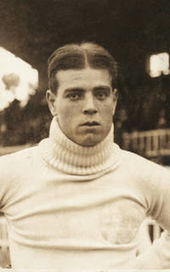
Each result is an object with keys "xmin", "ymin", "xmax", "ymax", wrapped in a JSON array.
[{"xmin": 0, "ymin": 0, "xmax": 170, "ymax": 267}]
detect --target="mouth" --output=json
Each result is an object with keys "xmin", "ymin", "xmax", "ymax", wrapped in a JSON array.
[{"xmin": 81, "ymin": 121, "xmax": 100, "ymax": 127}]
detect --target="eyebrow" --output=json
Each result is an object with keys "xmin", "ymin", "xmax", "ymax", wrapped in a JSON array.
[
  {"xmin": 63, "ymin": 85, "xmax": 111, "ymax": 97},
  {"xmin": 65, "ymin": 86, "xmax": 111, "ymax": 92},
  {"xmin": 93, "ymin": 86, "xmax": 112, "ymax": 96},
  {"xmin": 93, "ymin": 86, "xmax": 111, "ymax": 92},
  {"xmin": 64, "ymin": 88, "xmax": 84, "ymax": 96}
]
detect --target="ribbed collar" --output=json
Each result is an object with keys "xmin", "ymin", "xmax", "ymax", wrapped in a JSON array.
[{"xmin": 39, "ymin": 117, "xmax": 120, "ymax": 175}]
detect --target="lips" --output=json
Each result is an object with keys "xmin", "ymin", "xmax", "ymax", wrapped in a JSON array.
[{"xmin": 81, "ymin": 121, "xmax": 100, "ymax": 126}]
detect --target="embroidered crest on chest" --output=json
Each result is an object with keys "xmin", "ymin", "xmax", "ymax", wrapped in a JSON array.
[{"xmin": 99, "ymin": 200, "xmax": 144, "ymax": 244}]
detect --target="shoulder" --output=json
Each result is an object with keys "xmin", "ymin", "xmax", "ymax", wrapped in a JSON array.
[
  {"xmin": 118, "ymin": 149, "xmax": 170, "ymax": 209},
  {"xmin": 0, "ymin": 144, "xmax": 38, "ymax": 159},
  {"xmin": 0, "ymin": 145, "xmax": 39, "ymax": 172},
  {"xmin": 119, "ymin": 147, "xmax": 169, "ymax": 183},
  {"xmin": 0, "ymin": 145, "xmax": 39, "ymax": 199},
  {"xmin": 120, "ymin": 147, "xmax": 163, "ymax": 168},
  {"xmin": 0, "ymin": 146, "xmax": 37, "ymax": 208}
]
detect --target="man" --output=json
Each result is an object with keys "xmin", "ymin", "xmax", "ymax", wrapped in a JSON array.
[{"xmin": 0, "ymin": 42, "xmax": 170, "ymax": 270}]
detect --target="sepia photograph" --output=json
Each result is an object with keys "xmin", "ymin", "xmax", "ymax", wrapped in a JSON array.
[{"xmin": 0, "ymin": 0, "xmax": 170, "ymax": 270}]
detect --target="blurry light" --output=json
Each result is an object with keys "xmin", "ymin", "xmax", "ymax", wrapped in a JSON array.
[
  {"xmin": 149, "ymin": 52, "xmax": 170, "ymax": 78},
  {"xmin": 0, "ymin": 47, "xmax": 39, "ymax": 110}
]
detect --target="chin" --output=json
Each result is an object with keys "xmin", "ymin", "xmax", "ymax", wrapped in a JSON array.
[{"xmin": 78, "ymin": 136, "xmax": 103, "ymax": 147}]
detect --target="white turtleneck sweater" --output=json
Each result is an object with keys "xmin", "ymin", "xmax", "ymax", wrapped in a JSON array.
[{"xmin": 0, "ymin": 118, "xmax": 170, "ymax": 270}]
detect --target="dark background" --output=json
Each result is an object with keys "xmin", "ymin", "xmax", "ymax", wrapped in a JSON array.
[{"xmin": 0, "ymin": 0, "xmax": 170, "ymax": 145}]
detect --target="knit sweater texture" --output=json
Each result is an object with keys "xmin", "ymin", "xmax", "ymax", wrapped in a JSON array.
[{"xmin": 0, "ymin": 118, "xmax": 170, "ymax": 270}]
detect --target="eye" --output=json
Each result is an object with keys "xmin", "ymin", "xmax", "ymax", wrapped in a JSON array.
[
  {"xmin": 95, "ymin": 90, "xmax": 108, "ymax": 100},
  {"xmin": 67, "ymin": 92, "xmax": 81, "ymax": 101}
]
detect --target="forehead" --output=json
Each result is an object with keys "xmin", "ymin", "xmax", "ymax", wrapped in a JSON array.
[{"xmin": 55, "ymin": 68, "xmax": 112, "ymax": 89}]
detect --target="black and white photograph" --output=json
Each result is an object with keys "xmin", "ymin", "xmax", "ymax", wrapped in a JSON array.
[{"xmin": 0, "ymin": 0, "xmax": 170, "ymax": 270}]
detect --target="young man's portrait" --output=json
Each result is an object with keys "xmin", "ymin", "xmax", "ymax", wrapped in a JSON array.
[{"xmin": 0, "ymin": 1, "xmax": 170, "ymax": 270}]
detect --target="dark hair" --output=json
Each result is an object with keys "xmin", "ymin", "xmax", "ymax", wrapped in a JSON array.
[{"xmin": 48, "ymin": 42, "xmax": 118, "ymax": 93}]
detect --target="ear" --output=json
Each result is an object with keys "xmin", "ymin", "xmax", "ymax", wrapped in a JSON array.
[
  {"xmin": 112, "ymin": 88, "xmax": 118, "ymax": 115},
  {"xmin": 46, "ymin": 89, "xmax": 57, "ymax": 116}
]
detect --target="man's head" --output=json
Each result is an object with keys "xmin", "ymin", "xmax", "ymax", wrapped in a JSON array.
[{"xmin": 46, "ymin": 42, "xmax": 118, "ymax": 147}]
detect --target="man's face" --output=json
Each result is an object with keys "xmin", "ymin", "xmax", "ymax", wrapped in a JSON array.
[{"xmin": 47, "ymin": 68, "xmax": 117, "ymax": 147}]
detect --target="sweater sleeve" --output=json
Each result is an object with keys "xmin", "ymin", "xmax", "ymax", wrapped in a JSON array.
[
  {"xmin": 0, "ymin": 151, "xmax": 24, "ymax": 212},
  {"xmin": 130, "ymin": 160, "xmax": 170, "ymax": 269},
  {"xmin": 0, "ymin": 154, "xmax": 13, "ymax": 211}
]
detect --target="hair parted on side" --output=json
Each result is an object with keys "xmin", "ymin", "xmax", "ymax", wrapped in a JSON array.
[{"xmin": 48, "ymin": 42, "xmax": 118, "ymax": 93}]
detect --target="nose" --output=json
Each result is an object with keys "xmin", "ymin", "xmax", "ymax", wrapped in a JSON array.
[{"xmin": 82, "ymin": 94, "xmax": 97, "ymax": 115}]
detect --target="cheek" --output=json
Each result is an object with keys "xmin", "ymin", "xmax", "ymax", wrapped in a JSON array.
[
  {"xmin": 57, "ymin": 102, "xmax": 71, "ymax": 117},
  {"xmin": 100, "ymin": 103, "xmax": 114, "ymax": 118},
  {"xmin": 57, "ymin": 103, "xmax": 80, "ymax": 124}
]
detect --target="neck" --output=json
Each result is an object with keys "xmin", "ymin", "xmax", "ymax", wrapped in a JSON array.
[{"xmin": 39, "ymin": 117, "xmax": 120, "ymax": 175}]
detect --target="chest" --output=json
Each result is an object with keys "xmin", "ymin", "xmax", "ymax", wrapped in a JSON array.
[{"xmin": 6, "ymin": 176, "xmax": 146, "ymax": 245}]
